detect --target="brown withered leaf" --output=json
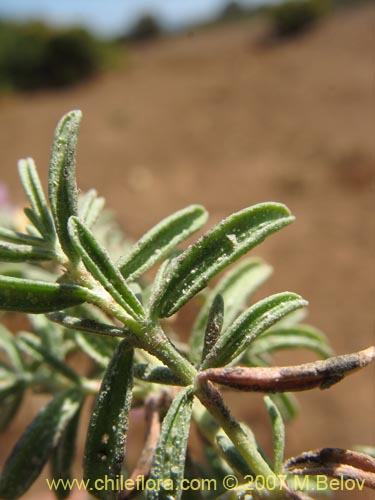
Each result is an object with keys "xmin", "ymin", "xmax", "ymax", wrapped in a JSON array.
[
  {"xmin": 284, "ymin": 448, "xmax": 375, "ymax": 490},
  {"xmin": 119, "ymin": 394, "xmax": 166, "ymax": 500},
  {"xmin": 198, "ymin": 346, "xmax": 375, "ymax": 392}
]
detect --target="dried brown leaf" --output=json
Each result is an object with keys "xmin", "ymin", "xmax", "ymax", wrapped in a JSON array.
[{"xmin": 198, "ymin": 347, "xmax": 375, "ymax": 392}]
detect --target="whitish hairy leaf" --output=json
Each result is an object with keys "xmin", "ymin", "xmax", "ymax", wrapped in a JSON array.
[
  {"xmin": 147, "ymin": 386, "xmax": 194, "ymax": 500},
  {"xmin": 151, "ymin": 203, "xmax": 294, "ymax": 318},
  {"xmin": 0, "ymin": 275, "xmax": 91, "ymax": 313},
  {"xmin": 202, "ymin": 292, "xmax": 307, "ymax": 368},
  {"xmin": 0, "ymin": 388, "xmax": 82, "ymax": 500},
  {"xmin": 84, "ymin": 341, "xmax": 133, "ymax": 500},
  {"xmin": 18, "ymin": 158, "xmax": 55, "ymax": 240},
  {"xmin": 51, "ymin": 403, "xmax": 83, "ymax": 500},
  {"xmin": 48, "ymin": 110, "xmax": 81, "ymax": 261},
  {"xmin": 190, "ymin": 258, "xmax": 272, "ymax": 364},
  {"xmin": 118, "ymin": 205, "xmax": 208, "ymax": 281},
  {"xmin": 68, "ymin": 217, "xmax": 144, "ymax": 320},
  {"xmin": 264, "ymin": 396, "xmax": 285, "ymax": 474}
]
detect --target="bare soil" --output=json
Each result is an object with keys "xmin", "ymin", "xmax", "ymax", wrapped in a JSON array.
[{"xmin": 0, "ymin": 5, "xmax": 374, "ymax": 499}]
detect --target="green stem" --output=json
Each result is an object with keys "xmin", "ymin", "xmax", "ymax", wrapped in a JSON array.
[
  {"xmin": 138, "ymin": 324, "xmax": 197, "ymax": 386},
  {"xmin": 195, "ymin": 380, "xmax": 294, "ymax": 500},
  {"xmin": 93, "ymin": 296, "xmax": 197, "ymax": 386},
  {"xmin": 71, "ymin": 266, "xmax": 293, "ymax": 498},
  {"xmin": 196, "ymin": 380, "xmax": 272, "ymax": 477}
]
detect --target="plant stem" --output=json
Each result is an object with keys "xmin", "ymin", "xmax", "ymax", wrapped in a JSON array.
[
  {"xmin": 138, "ymin": 324, "xmax": 197, "ymax": 386},
  {"xmin": 196, "ymin": 380, "xmax": 295, "ymax": 500},
  {"xmin": 85, "ymin": 287, "xmax": 295, "ymax": 498}
]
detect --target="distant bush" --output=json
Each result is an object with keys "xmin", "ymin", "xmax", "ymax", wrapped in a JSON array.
[
  {"xmin": 125, "ymin": 14, "xmax": 162, "ymax": 43},
  {"xmin": 42, "ymin": 28, "xmax": 104, "ymax": 87},
  {"xmin": 269, "ymin": 0, "xmax": 330, "ymax": 38},
  {"xmin": 0, "ymin": 21, "xmax": 113, "ymax": 92},
  {"xmin": 0, "ymin": 21, "xmax": 49, "ymax": 90},
  {"xmin": 219, "ymin": 1, "xmax": 246, "ymax": 21}
]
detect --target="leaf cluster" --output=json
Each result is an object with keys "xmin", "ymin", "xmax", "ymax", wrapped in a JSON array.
[{"xmin": 0, "ymin": 111, "xmax": 373, "ymax": 500}]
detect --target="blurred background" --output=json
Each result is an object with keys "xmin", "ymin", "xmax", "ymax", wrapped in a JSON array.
[{"xmin": 0, "ymin": 0, "xmax": 374, "ymax": 499}]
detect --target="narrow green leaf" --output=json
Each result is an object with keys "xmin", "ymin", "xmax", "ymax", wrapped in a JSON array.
[
  {"xmin": 30, "ymin": 315, "xmax": 64, "ymax": 359},
  {"xmin": 0, "ymin": 388, "xmax": 82, "ymax": 500},
  {"xmin": 0, "ymin": 376, "xmax": 21, "ymax": 400},
  {"xmin": 190, "ymin": 258, "xmax": 272, "ymax": 365},
  {"xmin": 18, "ymin": 158, "xmax": 55, "ymax": 239},
  {"xmin": 134, "ymin": 363, "xmax": 184, "ymax": 386},
  {"xmin": 78, "ymin": 189, "xmax": 105, "ymax": 228},
  {"xmin": 268, "ymin": 324, "xmax": 330, "ymax": 344},
  {"xmin": 203, "ymin": 444, "xmax": 233, "ymax": 482},
  {"xmin": 68, "ymin": 217, "xmax": 144, "ymax": 319},
  {"xmin": 216, "ymin": 434, "xmax": 253, "ymax": 476},
  {"xmin": 48, "ymin": 110, "xmax": 81, "ymax": 260},
  {"xmin": 202, "ymin": 292, "xmax": 308, "ymax": 368},
  {"xmin": 267, "ymin": 308, "xmax": 307, "ymax": 331},
  {"xmin": 151, "ymin": 203, "xmax": 294, "ymax": 318},
  {"xmin": 264, "ymin": 396, "xmax": 285, "ymax": 474},
  {"xmin": 51, "ymin": 403, "xmax": 83, "ymax": 500},
  {"xmin": 201, "ymin": 294, "xmax": 224, "ymax": 363},
  {"xmin": 15, "ymin": 332, "xmax": 44, "ymax": 363},
  {"xmin": 74, "ymin": 332, "xmax": 119, "ymax": 369},
  {"xmin": 248, "ymin": 328, "xmax": 333, "ymax": 359},
  {"xmin": 0, "ymin": 383, "xmax": 25, "ymax": 431},
  {"xmin": 84, "ymin": 341, "xmax": 133, "ymax": 500},
  {"xmin": 0, "ymin": 275, "xmax": 90, "ymax": 313},
  {"xmin": 147, "ymin": 258, "xmax": 174, "ymax": 312},
  {"xmin": 0, "ymin": 325, "xmax": 24, "ymax": 371},
  {"xmin": 17, "ymin": 334, "xmax": 81, "ymax": 383},
  {"xmin": 0, "ymin": 241, "xmax": 56, "ymax": 262},
  {"xmin": 118, "ymin": 205, "xmax": 208, "ymax": 281},
  {"xmin": 269, "ymin": 393, "xmax": 298, "ymax": 422},
  {"xmin": 147, "ymin": 386, "xmax": 194, "ymax": 500},
  {"xmin": 215, "ymin": 485, "xmax": 255, "ymax": 500},
  {"xmin": 47, "ymin": 312, "xmax": 131, "ymax": 339},
  {"xmin": 23, "ymin": 208, "xmax": 43, "ymax": 236},
  {"xmin": 0, "ymin": 227, "xmax": 46, "ymax": 247}
]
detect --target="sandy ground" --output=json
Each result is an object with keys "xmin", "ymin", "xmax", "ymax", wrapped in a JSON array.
[{"xmin": 0, "ymin": 4, "xmax": 374, "ymax": 499}]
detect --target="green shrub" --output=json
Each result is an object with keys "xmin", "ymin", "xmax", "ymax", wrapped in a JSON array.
[
  {"xmin": 0, "ymin": 22, "xmax": 50, "ymax": 90},
  {"xmin": 219, "ymin": 1, "xmax": 246, "ymax": 21},
  {"xmin": 269, "ymin": 0, "xmax": 330, "ymax": 37},
  {"xmin": 0, "ymin": 21, "xmax": 112, "ymax": 92},
  {"xmin": 42, "ymin": 28, "xmax": 103, "ymax": 87},
  {"xmin": 126, "ymin": 14, "xmax": 162, "ymax": 43}
]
